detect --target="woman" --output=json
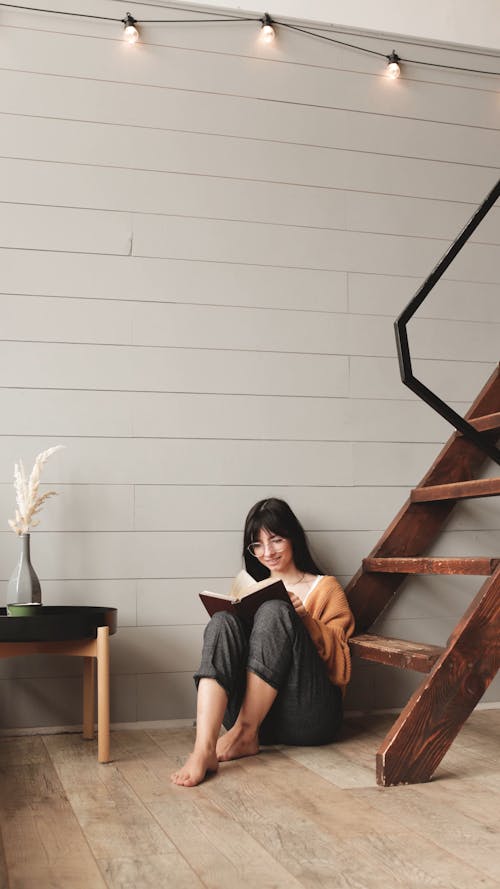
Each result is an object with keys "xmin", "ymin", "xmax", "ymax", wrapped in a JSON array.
[{"xmin": 171, "ymin": 498, "xmax": 355, "ymax": 787}]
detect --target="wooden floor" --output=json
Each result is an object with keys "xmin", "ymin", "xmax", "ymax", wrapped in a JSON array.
[{"xmin": 1, "ymin": 709, "xmax": 500, "ymax": 889}]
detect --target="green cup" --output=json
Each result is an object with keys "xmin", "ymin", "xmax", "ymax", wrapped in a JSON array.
[{"xmin": 6, "ymin": 603, "xmax": 43, "ymax": 617}]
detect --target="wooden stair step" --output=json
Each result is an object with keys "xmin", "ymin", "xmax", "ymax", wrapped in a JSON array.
[
  {"xmin": 349, "ymin": 634, "xmax": 444, "ymax": 673},
  {"xmin": 363, "ymin": 557, "xmax": 500, "ymax": 576},
  {"xmin": 467, "ymin": 411, "xmax": 500, "ymax": 433},
  {"xmin": 411, "ymin": 477, "xmax": 500, "ymax": 502}
]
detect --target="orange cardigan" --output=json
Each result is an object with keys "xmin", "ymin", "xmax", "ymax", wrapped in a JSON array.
[{"xmin": 301, "ymin": 576, "xmax": 355, "ymax": 691}]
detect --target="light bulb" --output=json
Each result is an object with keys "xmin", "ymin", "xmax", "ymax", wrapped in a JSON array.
[
  {"xmin": 386, "ymin": 51, "xmax": 401, "ymax": 79},
  {"xmin": 123, "ymin": 13, "xmax": 139, "ymax": 45},
  {"xmin": 260, "ymin": 13, "xmax": 275, "ymax": 44}
]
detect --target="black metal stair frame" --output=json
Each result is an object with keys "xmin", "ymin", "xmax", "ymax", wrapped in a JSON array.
[{"xmin": 394, "ymin": 177, "xmax": 500, "ymax": 466}]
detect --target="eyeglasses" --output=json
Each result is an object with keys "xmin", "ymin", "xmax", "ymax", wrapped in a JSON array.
[{"xmin": 247, "ymin": 536, "xmax": 287, "ymax": 558}]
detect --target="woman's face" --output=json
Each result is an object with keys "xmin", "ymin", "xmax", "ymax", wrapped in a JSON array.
[{"xmin": 253, "ymin": 527, "xmax": 295, "ymax": 576}]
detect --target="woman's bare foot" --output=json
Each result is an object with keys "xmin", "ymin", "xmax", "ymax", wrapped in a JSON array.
[
  {"xmin": 170, "ymin": 746, "xmax": 219, "ymax": 787},
  {"xmin": 216, "ymin": 724, "xmax": 259, "ymax": 762}
]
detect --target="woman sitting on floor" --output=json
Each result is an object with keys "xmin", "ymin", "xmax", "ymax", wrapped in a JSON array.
[{"xmin": 171, "ymin": 497, "xmax": 355, "ymax": 787}]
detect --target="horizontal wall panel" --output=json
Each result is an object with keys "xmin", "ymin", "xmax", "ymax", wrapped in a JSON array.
[
  {"xmin": 136, "ymin": 211, "xmax": 416, "ymax": 271},
  {"xmin": 2, "ymin": 115, "xmax": 497, "ymax": 205},
  {"xmin": 111, "ymin": 626, "xmax": 204, "ymax": 675},
  {"xmin": 365, "ymin": 662, "xmax": 423, "ymax": 711},
  {"xmin": 0, "ymin": 295, "xmax": 133, "ymax": 345},
  {"xmin": 0, "ymin": 528, "xmax": 379, "ymax": 580},
  {"xmin": 41, "ymin": 579, "xmax": 136, "ymax": 625},
  {"xmin": 133, "ymin": 392, "xmax": 353, "ymax": 441},
  {"xmin": 445, "ymin": 498, "xmax": 500, "ymax": 532},
  {"xmin": 446, "ymin": 241, "xmax": 500, "ymax": 284},
  {"xmin": 0, "ymin": 203, "xmax": 131, "ymax": 255},
  {"xmin": 348, "ymin": 274, "xmax": 500, "ymax": 323},
  {"xmin": 131, "ymin": 301, "xmax": 354, "ymax": 353},
  {"xmin": 430, "ymin": 530, "xmax": 500, "ymax": 558},
  {"xmin": 409, "ymin": 317, "xmax": 500, "ymax": 363},
  {"xmin": 132, "ymin": 392, "xmax": 453, "ymax": 442},
  {"xmin": 0, "ymin": 250, "xmax": 347, "ymax": 313},
  {"xmin": 0, "ymin": 674, "xmax": 137, "ymax": 728},
  {"xmin": 350, "ymin": 356, "xmax": 497, "ymax": 402},
  {"xmin": 136, "ymin": 673, "xmax": 197, "ymax": 722},
  {"xmin": 348, "ymin": 397, "xmax": 452, "ymax": 443},
  {"xmin": 0, "ymin": 530, "xmax": 243, "ymax": 581},
  {"xmin": 0, "ymin": 480, "xmax": 411, "ymax": 535},
  {"xmin": 137, "ymin": 579, "xmax": 216, "ymax": 627},
  {"xmin": 0, "ymin": 342, "xmax": 349, "ymax": 397},
  {"xmin": 375, "ymin": 574, "xmax": 484, "ymax": 621},
  {"xmin": 2, "ymin": 68, "xmax": 500, "ymax": 169},
  {"xmin": 377, "ymin": 617, "xmax": 453, "ymax": 648},
  {"xmin": 0, "ymin": 388, "xmax": 394, "ymax": 444},
  {"xmin": 134, "ymin": 214, "xmax": 500, "ymax": 280},
  {"xmin": 345, "ymin": 191, "xmax": 500, "ymax": 246},
  {"xmin": 3, "ymin": 26, "xmax": 500, "ymax": 132},
  {"xmin": 0, "ymin": 389, "xmax": 132, "ymax": 437},
  {"xmin": 353, "ymin": 442, "xmax": 446, "ymax": 486},
  {"xmin": 0, "ymin": 675, "xmax": 86, "ymax": 727},
  {"xmin": 0, "ymin": 158, "xmax": 348, "ymax": 232},
  {"xmin": 0, "ymin": 438, "xmax": 354, "ymax": 486},
  {"xmin": 133, "ymin": 485, "xmax": 407, "ymax": 533},
  {"xmin": 308, "ymin": 531, "xmax": 380, "ymax": 575},
  {"xmin": 2, "ymin": 294, "xmax": 355, "ymax": 353},
  {"xmin": 2, "ymin": 295, "xmax": 497, "ymax": 364},
  {"xmin": 2, "ymin": 159, "xmax": 499, "ymax": 247},
  {"xmin": 0, "ymin": 483, "xmax": 134, "ymax": 531},
  {"xmin": 0, "ymin": 653, "xmax": 84, "ymax": 680}
]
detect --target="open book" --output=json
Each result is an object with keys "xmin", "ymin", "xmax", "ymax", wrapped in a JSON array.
[{"xmin": 199, "ymin": 570, "xmax": 290, "ymax": 621}]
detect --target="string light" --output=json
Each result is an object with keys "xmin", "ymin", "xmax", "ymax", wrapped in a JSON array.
[
  {"xmin": 0, "ymin": 3, "xmax": 499, "ymax": 82},
  {"xmin": 260, "ymin": 13, "xmax": 275, "ymax": 44},
  {"xmin": 122, "ymin": 12, "xmax": 139, "ymax": 45},
  {"xmin": 386, "ymin": 50, "xmax": 401, "ymax": 79}
]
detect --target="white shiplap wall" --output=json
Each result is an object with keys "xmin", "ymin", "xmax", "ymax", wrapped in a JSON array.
[{"xmin": 0, "ymin": 1, "xmax": 499, "ymax": 727}]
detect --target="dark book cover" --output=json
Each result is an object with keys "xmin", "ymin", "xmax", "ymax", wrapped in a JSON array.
[{"xmin": 199, "ymin": 578, "xmax": 289, "ymax": 621}]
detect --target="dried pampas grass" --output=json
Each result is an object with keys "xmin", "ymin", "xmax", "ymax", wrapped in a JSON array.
[{"xmin": 8, "ymin": 445, "xmax": 64, "ymax": 536}]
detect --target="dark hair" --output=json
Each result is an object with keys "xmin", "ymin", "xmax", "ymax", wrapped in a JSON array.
[{"xmin": 243, "ymin": 498, "xmax": 323, "ymax": 581}]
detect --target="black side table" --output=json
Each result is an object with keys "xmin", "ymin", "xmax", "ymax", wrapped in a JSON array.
[{"xmin": 0, "ymin": 606, "xmax": 117, "ymax": 762}]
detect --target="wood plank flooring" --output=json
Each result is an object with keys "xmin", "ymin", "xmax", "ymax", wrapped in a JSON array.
[{"xmin": 0, "ymin": 710, "xmax": 499, "ymax": 889}]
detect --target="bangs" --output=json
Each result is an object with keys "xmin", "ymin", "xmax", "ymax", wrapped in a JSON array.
[{"xmin": 246, "ymin": 502, "xmax": 292, "ymax": 543}]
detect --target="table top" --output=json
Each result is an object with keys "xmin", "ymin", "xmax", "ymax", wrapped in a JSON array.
[{"xmin": 0, "ymin": 606, "xmax": 118, "ymax": 642}]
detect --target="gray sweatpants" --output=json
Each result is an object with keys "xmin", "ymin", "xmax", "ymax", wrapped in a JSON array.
[{"xmin": 194, "ymin": 599, "xmax": 343, "ymax": 746}]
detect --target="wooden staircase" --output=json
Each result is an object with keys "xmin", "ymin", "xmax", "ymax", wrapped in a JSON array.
[{"xmin": 345, "ymin": 363, "xmax": 500, "ymax": 786}]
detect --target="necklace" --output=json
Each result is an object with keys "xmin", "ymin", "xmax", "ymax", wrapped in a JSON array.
[{"xmin": 287, "ymin": 572, "xmax": 305, "ymax": 586}]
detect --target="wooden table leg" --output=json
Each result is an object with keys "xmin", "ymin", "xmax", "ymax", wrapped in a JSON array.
[
  {"xmin": 82, "ymin": 656, "xmax": 95, "ymax": 740},
  {"xmin": 96, "ymin": 625, "xmax": 110, "ymax": 763}
]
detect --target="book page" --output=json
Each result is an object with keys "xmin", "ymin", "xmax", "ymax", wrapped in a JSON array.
[
  {"xmin": 227, "ymin": 570, "xmax": 256, "ymax": 600},
  {"xmin": 238, "ymin": 575, "xmax": 280, "ymax": 600}
]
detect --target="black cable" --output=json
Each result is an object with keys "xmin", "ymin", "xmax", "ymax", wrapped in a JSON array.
[
  {"xmin": 398, "ymin": 55, "xmax": 500, "ymax": 77},
  {"xmin": 0, "ymin": 2, "xmax": 258, "ymax": 24},
  {"xmin": 134, "ymin": 17, "xmax": 258, "ymax": 23},
  {"xmin": 277, "ymin": 20, "xmax": 388, "ymax": 60},
  {"xmin": 278, "ymin": 19, "xmax": 500, "ymax": 75},
  {"xmin": 0, "ymin": 1, "xmax": 119, "ymax": 19}
]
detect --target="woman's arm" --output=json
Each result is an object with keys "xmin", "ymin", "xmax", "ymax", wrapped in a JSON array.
[{"xmin": 300, "ymin": 578, "xmax": 355, "ymax": 688}]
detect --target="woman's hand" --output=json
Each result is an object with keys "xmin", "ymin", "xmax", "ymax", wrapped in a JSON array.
[{"xmin": 288, "ymin": 591, "xmax": 307, "ymax": 617}]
